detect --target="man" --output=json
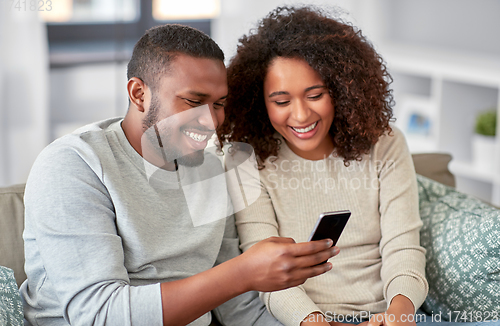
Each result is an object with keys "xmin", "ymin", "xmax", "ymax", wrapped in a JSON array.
[{"xmin": 19, "ymin": 24, "xmax": 338, "ymax": 325}]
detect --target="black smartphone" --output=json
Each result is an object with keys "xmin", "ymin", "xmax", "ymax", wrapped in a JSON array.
[
  {"xmin": 308, "ymin": 210, "xmax": 351, "ymax": 265},
  {"xmin": 308, "ymin": 210, "xmax": 351, "ymax": 245}
]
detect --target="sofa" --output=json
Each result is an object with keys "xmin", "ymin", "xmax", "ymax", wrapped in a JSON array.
[{"xmin": 1, "ymin": 153, "xmax": 499, "ymax": 324}]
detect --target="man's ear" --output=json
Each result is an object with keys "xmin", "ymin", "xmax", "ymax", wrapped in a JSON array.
[{"xmin": 127, "ymin": 77, "xmax": 147, "ymax": 112}]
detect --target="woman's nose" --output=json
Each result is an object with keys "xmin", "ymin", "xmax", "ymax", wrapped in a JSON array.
[{"xmin": 290, "ymin": 99, "xmax": 311, "ymax": 123}]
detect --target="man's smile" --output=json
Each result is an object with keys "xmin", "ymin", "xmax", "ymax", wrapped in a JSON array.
[{"xmin": 182, "ymin": 130, "xmax": 210, "ymax": 142}]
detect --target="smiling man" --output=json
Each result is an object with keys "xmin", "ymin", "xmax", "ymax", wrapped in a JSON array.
[
  {"xmin": 125, "ymin": 52, "xmax": 227, "ymax": 169},
  {"xmin": 19, "ymin": 24, "xmax": 338, "ymax": 326}
]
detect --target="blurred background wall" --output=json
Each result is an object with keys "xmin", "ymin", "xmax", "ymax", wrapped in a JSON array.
[
  {"xmin": 1, "ymin": 0, "xmax": 499, "ymax": 204},
  {"xmin": 0, "ymin": 4, "xmax": 49, "ymax": 190}
]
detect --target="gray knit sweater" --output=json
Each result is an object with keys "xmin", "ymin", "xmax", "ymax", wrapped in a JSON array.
[{"xmin": 20, "ymin": 117, "xmax": 282, "ymax": 326}]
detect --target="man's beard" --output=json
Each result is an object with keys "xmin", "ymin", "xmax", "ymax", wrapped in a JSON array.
[{"xmin": 142, "ymin": 94, "xmax": 205, "ymax": 167}]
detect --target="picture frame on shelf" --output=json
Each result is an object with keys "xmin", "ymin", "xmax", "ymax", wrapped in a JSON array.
[{"xmin": 395, "ymin": 95, "xmax": 438, "ymax": 153}]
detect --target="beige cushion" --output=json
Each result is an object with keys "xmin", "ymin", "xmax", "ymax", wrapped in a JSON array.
[
  {"xmin": 412, "ymin": 153, "xmax": 455, "ymax": 188},
  {"xmin": 0, "ymin": 184, "xmax": 26, "ymax": 287}
]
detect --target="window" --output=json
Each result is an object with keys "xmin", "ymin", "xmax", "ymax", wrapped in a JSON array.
[
  {"xmin": 40, "ymin": 0, "xmax": 138, "ymax": 23},
  {"xmin": 152, "ymin": 0, "xmax": 220, "ymax": 20},
  {"xmin": 44, "ymin": 0, "xmax": 220, "ymax": 67}
]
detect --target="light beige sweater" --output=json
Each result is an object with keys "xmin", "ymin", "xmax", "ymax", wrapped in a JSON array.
[{"xmin": 234, "ymin": 127, "xmax": 428, "ymax": 326}]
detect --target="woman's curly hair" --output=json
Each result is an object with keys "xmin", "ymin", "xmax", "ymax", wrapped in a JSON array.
[{"xmin": 217, "ymin": 5, "xmax": 394, "ymax": 169}]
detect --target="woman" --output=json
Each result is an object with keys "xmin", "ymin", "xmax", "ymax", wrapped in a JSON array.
[{"xmin": 218, "ymin": 6, "xmax": 428, "ymax": 326}]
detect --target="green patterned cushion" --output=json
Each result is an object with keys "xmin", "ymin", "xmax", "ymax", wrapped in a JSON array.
[
  {"xmin": 0, "ymin": 266, "xmax": 23, "ymax": 326},
  {"xmin": 417, "ymin": 175, "xmax": 500, "ymax": 322}
]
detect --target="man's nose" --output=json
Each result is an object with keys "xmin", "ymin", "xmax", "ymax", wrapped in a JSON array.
[{"xmin": 197, "ymin": 104, "xmax": 217, "ymax": 130}]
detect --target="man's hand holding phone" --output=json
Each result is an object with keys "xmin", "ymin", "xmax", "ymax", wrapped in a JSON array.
[
  {"xmin": 236, "ymin": 237, "xmax": 340, "ymax": 293},
  {"xmin": 235, "ymin": 210, "xmax": 350, "ymax": 294}
]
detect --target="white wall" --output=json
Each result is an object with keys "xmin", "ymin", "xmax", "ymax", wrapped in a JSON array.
[
  {"xmin": 0, "ymin": 4, "xmax": 49, "ymax": 187},
  {"xmin": 2, "ymin": 0, "xmax": 500, "ymax": 187},
  {"xmin": 211, "ymin": 0, "xmax": 357, "ymax": 64},
  {"xmin": 49, "ymin": 63, "xmax": 129, "ymax": 140},
  {"xmin": 213, "ymin": 0, "xmax": 500, "ymax": 62},
  {"xmin": 385, "ymin": 0, "xmax": 500, "ymax": 56}
]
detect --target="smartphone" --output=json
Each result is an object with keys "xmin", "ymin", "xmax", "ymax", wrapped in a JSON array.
[
  {"xmin": 308, "ymin": 210, "xmax": 350, "ymax": 265},
  {"xmin": 308, "ymin": 210, "xmax": 351, "ymax": 245}
]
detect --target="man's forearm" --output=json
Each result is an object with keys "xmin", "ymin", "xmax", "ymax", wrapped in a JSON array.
[
  {"xmin": 160, "ymin": 237, "xmax": 337, "ymax": 325},
  {"xmin": 160, "ymin": 254, "xmax": 248, "ymax": 326}
]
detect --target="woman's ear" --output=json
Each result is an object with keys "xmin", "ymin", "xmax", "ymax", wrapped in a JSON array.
[{"xmin": 127, "ymin": 77, "xmax": 147, "ymax": 112}]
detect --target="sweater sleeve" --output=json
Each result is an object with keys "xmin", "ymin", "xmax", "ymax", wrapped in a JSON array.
[
  {"xmin": 235, "ymin": 177, "xmax": 323, "ymax": 326},
  {"xmin": 24, "ymin": 142, "xmax": 163, "ymax": 325},
  {"xmin": 376, "ymin": 127, "xmax": 429, "ymax": 311}
]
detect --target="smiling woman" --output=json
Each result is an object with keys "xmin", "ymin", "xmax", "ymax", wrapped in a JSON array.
[
  {"xmin": 219, "ymin": 5, "xmax": 393, "ymax": 169},
  {"xmin": 264, "ymin": 57, "xmax": 335, "ymax": 160},
  {"xmin": 219, "ymin": 5, "xmax": 429, "ymax": 326}
]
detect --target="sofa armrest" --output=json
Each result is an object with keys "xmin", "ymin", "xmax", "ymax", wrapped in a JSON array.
[
  {"xmin": 0, "ymin": 184, "xmax": 26, "ymax": 287},
  {"xmin": 412, "ymin": 153, "xmax": 455, "ymax": 188}
]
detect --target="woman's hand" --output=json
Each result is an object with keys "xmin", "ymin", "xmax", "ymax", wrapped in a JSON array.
[{"xmin": 360, "ymin": 295, "xmax": 416, "ymax": 326}]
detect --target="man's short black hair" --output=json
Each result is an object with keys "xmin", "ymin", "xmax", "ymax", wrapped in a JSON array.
[{"xmin": 127, "ymin": 24, "xmax": 225, "ymax": 91}]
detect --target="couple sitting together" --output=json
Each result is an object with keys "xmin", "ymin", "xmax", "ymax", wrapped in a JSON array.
[{"xmin": 20, "ymin": 5, "xmax": 468, "ymax": 326}]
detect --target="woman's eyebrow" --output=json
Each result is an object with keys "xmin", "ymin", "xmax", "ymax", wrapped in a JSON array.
[
  {"xmin": 268, "ymin": 85, "xmax": 326, "ymax": 98},
  {"xmin": 268, "ymin": 91, "xmax": 289, "ymax": 98},
  {"xmin": 305, "ymin": 85, "xmax": 326, "ymax": 92}
]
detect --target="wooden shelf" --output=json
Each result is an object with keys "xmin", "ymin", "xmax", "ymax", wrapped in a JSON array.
[
  {"xmin": 379, "ymin": 42, "xmax": 500, "ymax": 87},
  {"xmin": 381, "ymin": 42, "xmax": 500, "ymax": 205}
]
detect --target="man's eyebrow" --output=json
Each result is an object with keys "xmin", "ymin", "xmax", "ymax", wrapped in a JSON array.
[
  {"xmin": 188, "ymin": 91, "xmax": 209, "ymax": 98},
  {"xmin": 186, "ymin": 92, "xmax": 227, "ymax": 100}
]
